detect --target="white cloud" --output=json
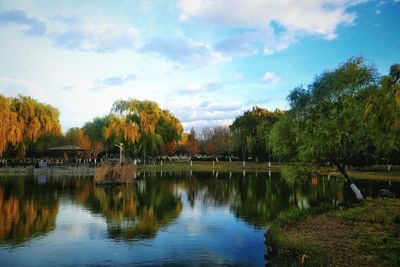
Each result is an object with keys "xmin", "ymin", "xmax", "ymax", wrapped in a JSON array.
[
  {"xmin": 214, "ymin": 33, "xmax": 258, "ymax": 57},
  {"xmin": 261, "ymin": 72, "xmax": 281, "ymax": 84},
  {"xmin": 0, "ymin": 9, "xmax": 141, "ymax": 53},
  {"xmin": 176, "ymin": 82, "xmax": 222, "ymax": 95},
  {"xmin": 199, "ymin": 101, "xmax": 242, "ymax": 112},
  {"xmin": 178, "ymin": 0, "xmax": 366, "ymax": 55},
  {"xmin": 95, "ymin": 73, "xmax": 136, "ymax": 87},
  {"xmin": 52, "ymin": 22, "xmax": 140, "ymax": 52},
  {"xmin": 263, "ymin": 48, "xmax": 275, "ymax": 56},
  {"xmin": 0, "ymin": 9, "xmax": 46, "ymax": 36},
  {"xmin": 140, "ymin": 37, "xmax": 230, "ymax": 66},
  {"xmin": 171, "ymin": 100, "xmax": 243, "ymax": 131},
  {"xmin": 179, "ymin": 13, "xmax": 189, "ymax": 21}
]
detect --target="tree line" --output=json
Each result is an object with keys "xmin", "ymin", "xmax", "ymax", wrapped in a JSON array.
[
  {"xmin": 1, "ymin": 57, "xmax": 399, "ymax": 172},
  {"xmin": 270, "ymin": 57, "xmax": 400, "ymax": 197}
]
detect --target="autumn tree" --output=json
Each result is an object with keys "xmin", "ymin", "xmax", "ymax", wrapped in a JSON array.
[
  {"xmin": 0, "ymin": 95, "xmax": 61, "ymax": 157},
  {"xmin": 185, "ymin": 128, "xmax": 199, "ymax": 157},
  {"xmin": 199, "ymin": 126, "xmax": 232, "ymax": 158},
  {"xmin": 0, "ymin": 95, "xmax": 21, "ymax": 155},
  {"xmin": 176, "ymin": 132, "xmax": 189, "ymax": 155},
  {"xmin": 110, "ymin": 99, "xmax": 183, "ymax": 160}
]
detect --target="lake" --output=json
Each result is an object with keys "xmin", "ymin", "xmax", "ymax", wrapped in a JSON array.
[{"xmin": 0, "ymin": 171, "xmax": 398, "ymax": 266}]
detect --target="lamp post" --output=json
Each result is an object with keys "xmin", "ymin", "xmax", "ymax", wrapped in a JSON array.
[{"xmin": 115, "ymin": 143, "xmax": 124, "ymax": 163}]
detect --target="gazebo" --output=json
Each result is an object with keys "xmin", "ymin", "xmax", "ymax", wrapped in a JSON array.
[{"xmin": 48, "ymin": 145, "xmax": 88, "ymax": 160}]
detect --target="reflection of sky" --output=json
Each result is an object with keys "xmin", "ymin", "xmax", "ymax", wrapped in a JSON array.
[
  {"xmin": 0, "ymin": 190, "xmax": 265, "ymax": 267},
  {"xmin": 1, "ymin": 172, "xmax": 400, "ymax": 266},
  {"xmin": 169, "ymin": 191, "xmax": 265, "ymax": 266}
]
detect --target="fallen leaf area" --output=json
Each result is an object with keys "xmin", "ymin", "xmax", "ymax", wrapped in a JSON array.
[{"xmin": 282, "ymin": 199, "xmax": 400, "ymax": 267}]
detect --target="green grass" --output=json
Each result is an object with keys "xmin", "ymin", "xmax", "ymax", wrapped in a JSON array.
[
  {"xmin": 360, "ymin": 233, "xmax": 400, "ymax": 267},
  {"xmin": 138, "ymin": 162, "xmax": 400, "ymax": 181},
  {"xmin": 269, "ymin": 199, "xmax": 400, "ymax": 267},
  {"xmin": 136, "ymin": 161, "xmax": 280, "ymax": 172},
  {"xmin": 328, "ymin": 199, "xmax": 400, "ymax": 267},
  {"xmin": 1, "ymin": 161, "xmax": 399, "ymax": 182},
  {"xmin": 268, "ymin": 205, "xmax": 335, "ymax": 266}
]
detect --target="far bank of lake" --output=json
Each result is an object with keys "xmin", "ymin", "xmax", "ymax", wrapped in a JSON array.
[{"xmin": 1, "ymin": 162, "xmax": 399, "ymax": 182}]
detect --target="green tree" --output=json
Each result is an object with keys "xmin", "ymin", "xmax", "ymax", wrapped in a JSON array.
[
  {"xmin": 82, "ymin": 116, "xmax": 109, "ymax": 158},
  {"xmin": 269, "ymin": 112, "xmax": 298, "ymax": 162},
  {"xmin": 367, "ymin": 64, "xmax": 400, "ymax": 168},
  {"xmin": 270, "ymin": 57, "xmax": 400, "ymax": 199},
  {"xmin": 230, "ymin": 107, "xmax": 282, "ymax": 161},
  {"xmin": 110, "ymin": 99, "xmax": 183, "ymax": 160}
]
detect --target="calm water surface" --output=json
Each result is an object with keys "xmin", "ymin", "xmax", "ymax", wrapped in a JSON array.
[{"xmin": 0, "ymin": 171, "xmax": 398, "ymax": 266}]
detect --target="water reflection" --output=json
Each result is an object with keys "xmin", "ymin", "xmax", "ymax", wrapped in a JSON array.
[
  {"xmin": 72, "ymin": 182, "xmax": 182, "ymax": 241},
  {"xmin": 168, "ymin": 172, "xmax": 345, "ymax": 226},
  {"xmin": 0, "ymin": 171, "xmax": 399, "ymax": 249},
  {"xmin": 0, "ymin": 177, "xmax": 58, "ymax": 245}
]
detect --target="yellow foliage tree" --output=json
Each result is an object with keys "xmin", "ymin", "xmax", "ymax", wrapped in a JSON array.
[{"xmin": 0, "ymin": 95, "xmax": 61, "ymax": 156}]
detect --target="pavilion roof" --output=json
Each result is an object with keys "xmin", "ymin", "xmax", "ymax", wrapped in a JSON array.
[{"xmin": 48, "ymin": 145, "xmax": 88, "ymax": 151}]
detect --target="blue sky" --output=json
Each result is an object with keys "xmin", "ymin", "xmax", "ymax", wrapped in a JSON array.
[{"xmin": 0, "ymin": 0, "xmax": 399, "ymax": 132}]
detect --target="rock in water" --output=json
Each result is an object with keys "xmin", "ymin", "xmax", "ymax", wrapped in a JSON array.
[{"xmin": 377, "ymin": 189, "xmax": 395, "ymax": 198}]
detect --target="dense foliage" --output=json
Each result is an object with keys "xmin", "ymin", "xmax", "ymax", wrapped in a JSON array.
[
  {"xmin": 198, "ymin": 126, "xmax": 232, "ymax": 158},
  {"xmin": 230, "ymin": 107, "xmax": 282, "ymax": 161},
  {"xmin": 270, "ymin": 57, "xmax": 400, "ymax": 183},
  {"xmin": 1, "ymin": 57, "xmax": 399, "ymax": 168},
  {"xmin": 0, "ymin": 95, "xmax": 61, "ymax": 157}
]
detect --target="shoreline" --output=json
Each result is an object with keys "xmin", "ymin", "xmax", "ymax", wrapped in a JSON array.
[
  {"xmin": 0, "ymin": 166, "xmax": 95, "ymax": 175},
  {"xmin": 0, "ymin": 162, "xmax": 399, "ymax": 181}
]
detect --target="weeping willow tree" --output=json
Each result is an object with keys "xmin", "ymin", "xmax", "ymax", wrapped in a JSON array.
[
  {"xmin": 270, "ymin": 58, "xmax": 400, "ymax": 200},
  {"xmin": 230, "ymin": 106, "xmax": 283, "ymax": 161},
  {"xmin": 108, "ymin": 99, "xmax": 183, "ymax": 160},
  {"xmin": 0, "ymin": 96, "xmax": 20, "ymax": 155},
  {"xmin": 0, "ymin": 95, "xmax": 61, "ymax": 157}
]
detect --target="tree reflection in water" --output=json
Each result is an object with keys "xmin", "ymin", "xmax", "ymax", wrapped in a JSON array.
[
  {"xmin": 168, "ymin": 171, "xmax": 344, "ymax": 227},
  {"xmin": 0, "ymin": 171, "xmax": 352, "ymax": 246},
  {"xmin": 0, "ymin": 176, "xmax": 58, "ymax": 246},
  {"xmin": 72, "ymin": 180, "xmax": 183, "ymax": 241}
]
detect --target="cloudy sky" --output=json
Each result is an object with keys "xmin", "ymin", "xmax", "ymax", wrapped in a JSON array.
[{"xmin": 0, "ymin": 0, "xmax": 399, "ymax": 132}]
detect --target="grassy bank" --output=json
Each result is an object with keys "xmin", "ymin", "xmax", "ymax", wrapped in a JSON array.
[
  {"xmin": 0, "ymin": 166, "xmax": 95, "ymax": 175},
  {"xmin": 137, "ymin": 161, "xmax": 280, "ymax": 172},
  {"xmin": 140, "ymin": 162, "xmax": 400, "ymax": 181},
  {"xmin": 268, "ymin": 198, "xmax": 400, "ymax": 267},
  {"xmin": 0, "ymin": 162, "xmax": 399, "ymax": 181},
  {"xmin": 346, "ymin": 170, "xmax": 400, "ymax": 181}
]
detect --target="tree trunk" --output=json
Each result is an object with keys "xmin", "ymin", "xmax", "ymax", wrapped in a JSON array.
[{"xmin": 334, "ymin": 161, "xmax": 363, "ymax": 200}]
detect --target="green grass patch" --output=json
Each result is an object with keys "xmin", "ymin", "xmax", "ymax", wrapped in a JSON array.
[
  {"xmin": 268, "ymin": 199, "xmax": 400, "ymax": 266},
  {"xmin": 268, "ymin": 204, "xmax": 335, "ymax": 266},
  {"xmin": 137, "ymin": 161, "xmax": 280, "ymax": 172},
  {"xmin": 360, "ymin": 234, "xmax": 400, "ymax": 267}
]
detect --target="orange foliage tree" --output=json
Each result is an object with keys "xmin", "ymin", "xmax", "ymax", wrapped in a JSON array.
[
  {"xmin": 185, "ymin": 127, "xmax": 199, "ymax": 157},
  {"xmin": 0, "ymin": 95, "xmax": 61, "ymax": 157}
]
